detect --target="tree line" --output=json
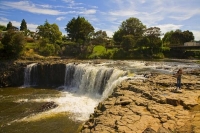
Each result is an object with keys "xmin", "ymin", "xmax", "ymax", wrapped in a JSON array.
[{"xmin": 0, "ymin": 16, "xmax": 198, "ymax": 59}]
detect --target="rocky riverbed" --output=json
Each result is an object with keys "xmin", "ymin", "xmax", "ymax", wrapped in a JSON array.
[{"xmin": 81, "ymin": 70, "xmax": 200, "ymax": 133}]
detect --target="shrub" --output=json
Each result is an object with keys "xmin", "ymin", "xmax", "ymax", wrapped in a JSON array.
[
  {"xmin": 39, "ymin": 44, "xmax": 55, "ymax": 56},
  {"xmin": 1, "ymin": 30, "xmax": 26, "ymax": 58}
]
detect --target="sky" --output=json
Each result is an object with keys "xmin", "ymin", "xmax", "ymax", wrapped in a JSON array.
[{"xmin": 0, "ymin": 0, "xmax": 200, "ymax": 40}]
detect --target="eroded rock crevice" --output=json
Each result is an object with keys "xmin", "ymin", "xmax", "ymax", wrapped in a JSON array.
[{"xmin": 81, "ymin": 72, "xmax": 200, "ymax": 133}]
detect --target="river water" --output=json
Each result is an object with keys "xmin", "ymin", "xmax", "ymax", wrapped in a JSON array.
[{"xmin": 0, "ymin": 60, "xmax": 199, "ymax": 133}]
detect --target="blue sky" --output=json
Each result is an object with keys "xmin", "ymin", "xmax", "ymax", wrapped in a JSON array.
[{"xmin": 0, "ymin": 0, "xmax": 200, "ymax": 40}]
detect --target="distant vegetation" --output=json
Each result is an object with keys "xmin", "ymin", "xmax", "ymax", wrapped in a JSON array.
[{"xmin": 0, "ymin": 16, "xmax": 199, "ymax": 60}]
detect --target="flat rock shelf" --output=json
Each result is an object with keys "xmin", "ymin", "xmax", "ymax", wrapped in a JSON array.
[{"xmin": 81, "ymin": 71, "xmax": 200, "ymax": 133}]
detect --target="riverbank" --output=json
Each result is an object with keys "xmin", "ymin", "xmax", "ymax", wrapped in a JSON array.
[{"xmin": 81, "ymin": 70, "xmax": 200, "ymax": 133}]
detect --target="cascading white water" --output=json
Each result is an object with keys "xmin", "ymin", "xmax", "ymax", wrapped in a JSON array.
[
  {"xmin": 63, "ymin": 63, "xmax": 126, "ymax": 97},
  {"xmin": 16, "ymin": 60, "xmax": 200, "ymax": 122},
  {"xmin": 18, "ymin": 63, "xmax": 127, "ymax": 121},
  {"xmin": 23, "ymin": 63, "xmax": 37, "ymax": 87}
]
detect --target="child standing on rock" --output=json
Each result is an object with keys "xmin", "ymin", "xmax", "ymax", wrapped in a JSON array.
[{"xmin": 175, "ymin": 68, "xmax": 183, "ymax": 90}]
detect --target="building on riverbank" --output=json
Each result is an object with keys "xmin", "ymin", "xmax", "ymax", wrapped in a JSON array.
[{"xmin": 184, "ymin": 41, "xmax": 200, "ymax": 46}]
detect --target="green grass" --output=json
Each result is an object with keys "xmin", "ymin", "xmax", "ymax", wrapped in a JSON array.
[
  {"xmin": 25, "ymin": 42, "xmax": 38, "ymax": 49},
  {"xmin": 88, "ymin": 45, "xmax": 117, "ymax": 59},
  {"xmin": 93, "ymin": 45, "xmax": 106, "ymax": 54}
]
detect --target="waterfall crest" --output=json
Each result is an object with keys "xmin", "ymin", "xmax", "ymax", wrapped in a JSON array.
[
  {"xmin": 23, "ymin": 63, "xmax": 127, "ymax": 99},
  {"xmin": 63, "ymin": 64, "xmax": 126, "ymax": 97},
  {"xmin": 23, "ymin": 63, "xmax": 38, "ymax": 87}
]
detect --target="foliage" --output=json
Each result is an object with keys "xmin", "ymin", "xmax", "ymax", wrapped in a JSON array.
[
  {"xmin": 112, "ymin": 48, "xmax": 127, "ymax": 59},
  {"xmin": 6, "ymin": 22, "xmax": 13, "ymax": 30},
  {"xmin": 120, "ymin": 17, "xmax": 146, "ymax": 37},
  {"xmin": 121, "ymin": 35, "xmax": 135, "ymax": 51},
  {"xmin": 162, "ymin": 30, "xmax": 194, "ymax": 46},
  {"xmin": 114, "ymin": 17, "xmax": 146, "ymax": 43},
  {"xmin": 20, "ymin": 19, "xmax": 27, "ymax": 31},
  {"xmin": 39, "ymin": 43, "xmax": 56, "ymax": 56},
  {"xmin": 0, "ymin": 25, "xmax": 6, "ymax": 31},
  {"xmin": 65, "ymin": 16, "xmax": 94, "ymax": 43},
  {"xmin": 1, "ymin": 30, "xmax": 26, "ymax": 58},
  {"xmin": 90, "ymin": 30, "xmax": 108, "ymax": 45},
  {"xmin": 113, "ymin": 29, "xmax": 123, "ymax": 45},
  {"xmin": 36, "ymin": 20, "xmax": 62, "ymax": 44},
  {"xmin": 59, "ymin": 40, "xmax": 80, "ymax": 57}
]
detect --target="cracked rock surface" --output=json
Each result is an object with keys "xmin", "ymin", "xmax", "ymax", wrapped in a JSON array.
[{"xmin": 81, "ymin": 70, "xmax": 200, "ymax": 133}]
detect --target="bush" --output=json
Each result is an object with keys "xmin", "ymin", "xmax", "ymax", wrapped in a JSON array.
[
  {"xmin": 152, "ymin": 52, "xmax": 164, "ymax": 59},
  {"xmin": 1, "ymin": 30, "xmax": 26, "ymax": 58},
  {"xmin": 39, "ymin": 44, "xmax": 55, "ymax": 56}
]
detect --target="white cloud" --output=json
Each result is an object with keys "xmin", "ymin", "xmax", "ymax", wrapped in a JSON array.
[
  {"xmin": 105, "ymin": 30, "xmax": 114, "ymax": 38},
  {"xmin": 192, "ymin": 30, "xmax": 200, "ymax": 41},
  {"xmin": 0, "ymin": 17, "xmax": 9, "ymax": 22},
  {"xmin": 56, "ymin": 17, "xmax": 66, "ymax": 21},
  {"xmin": 155, "ymin": 24, "xmax": 183, "ymax": 34},
  {"xmin": 0, "ymin": 17, "xmax": 38, "ymax": 31},
  {"xmin": 1, "ymin": 1, "xmax": 67, "ymax": 15},
  {"xmin": 80, "ymin": 9, "xmax": 96, "ymax": 15}
]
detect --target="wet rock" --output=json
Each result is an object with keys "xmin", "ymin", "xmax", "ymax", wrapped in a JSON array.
[{"xmin": 38, "ymin": 101, "xmax": 58, "ymax": 112}]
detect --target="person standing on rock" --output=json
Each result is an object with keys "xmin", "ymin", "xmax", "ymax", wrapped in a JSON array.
[{"xmin": 175, "ymin": 68, "xmax": 183, "ymax": 90}]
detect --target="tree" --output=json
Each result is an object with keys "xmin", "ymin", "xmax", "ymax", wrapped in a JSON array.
[
  {"xmin": 144, "ymin": 27, "xmax": 162, "ymax": 48},
  {"xmin": 91, "ymin": 30, "xmax": 108, "ymax": 45},
  {"xmin": 36, "ymin": 20, "xmax": 62, "ymax": 44},
  {"xmin": 121, "ymin": 35, "xmax": 135, "ymax": 51},
  {"xmin": 1, "ymin": 30, "xmax": 26, "ymax": 58},
  {"xmin": 182, "ymin": 30, "xmax": 194, "ymax": 42},
  {"xmin": 6, "ymin": 22, "xmax": 13, "ymax": 30},
  {"xmin": 20, "ymin": 19, "xmax": 27, "ymax": 31},
  {"xmin": 120, "ymin": 17, "xmax": 146, "ymax": 37},
  {"xmin": 113, "ymin": 17, "xmax": 146, "ymax": 47},
  {"xmin": 65, "ymin": 16, "xmax": 94, "ymax": 43},
  {"xmin": 162, "ymin": 30, "xmax": 194, "ymax": 46},
  {"xmin": 162, "ymin": 31, "xmax": 173, "ymax": 47},
  {"xmin": 113, "ymin": 29, "xmax": 123, "ymax": 45},
  {"xmin": 0, "ymin": 25, "xmax": 6, "ymax": 31}
]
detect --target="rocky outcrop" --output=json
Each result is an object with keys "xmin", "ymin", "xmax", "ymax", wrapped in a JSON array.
[
  {"xmin": 81, "ymin": 72, "xmax": 200, "ymax": 133},
  {"xmin": 0, "ymin": 60, "xmax": 68, "ymax": 87},
  {"xmin": 0, "ymin": 61, "xmax": 27, "ymax": 87}
]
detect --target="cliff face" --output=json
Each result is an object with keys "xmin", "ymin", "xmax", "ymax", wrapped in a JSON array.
[
  {"xmin": 0, "ymin": 61, "xmax": 26, "ymax": 87},
  {"xmin": 0, "ymin": 61, "xmax": 66, "ymax": 88},
  {"xmin": 81, "ymin": 72, "xmax": 200, "ymax": 133},
  {"xmin": 32, "ymin": 63, "xmax": 66, "ymax": 87}
]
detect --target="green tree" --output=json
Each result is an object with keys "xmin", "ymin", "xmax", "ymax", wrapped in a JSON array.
[
  {"xmin": 36, "ymin": 20, "xmax": 62, "ymax": 44},
  {"xmin": 65, "ymin": 16, "xmax": 94, "ymax": 43},
  {"xmin": 91, "ymin": 30, "xmax": 108, "ymax": 45},
  {"xmin": 113, "ymin": 29, "xmax": 123, "ymax": 45},
  {"xmin": 120, "ymin": 17, "xmax": 146, "ymax": 37},
  {"xmin": 144, "ymin": 27, "xmax": 162, "ymax": 47},
  {"xmin": 20, "ymin": 19, "xmax": 27, "ymax": 31},
  {"xmin": 6, "ymin": 21, "xmax": 13, "ymax": 30},
  {"xmin": 162, "ymin": 31, "xmax": 173, "ymax": 47},
  {"xmin": 182, "ymin": 30, "xmax": 194, "ymax": 42},
  {"xmin": 0, "ymin": 25, "xmax": 6, "ymax": 31},
  {"xmin": 121, "ymin": 35, "xmax": 135, "ymax": 51},
  {"xmin": 1, "ymin": 30, "xmax": 26, "ymax": 58},
  {"xmin": 113, "ymin": 17, "xmax": 146, "ymax": 47},
  {"xmin": 162, "ymin": 30, "xmax": 194, "ymax": 46}
]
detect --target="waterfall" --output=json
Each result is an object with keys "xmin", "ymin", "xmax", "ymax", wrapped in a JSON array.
[
  {"xmin": 23, "ymin": 63, "xmax": 38, "ymax": 87},
  {"xmin": 63, "ymin": 64, "xmax": 126, "ymax": 97}
]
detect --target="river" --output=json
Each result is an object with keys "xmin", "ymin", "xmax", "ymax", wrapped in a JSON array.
[{"xmin": 0, "ymin": 60, "xmax": 199, "ymax": 133}]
